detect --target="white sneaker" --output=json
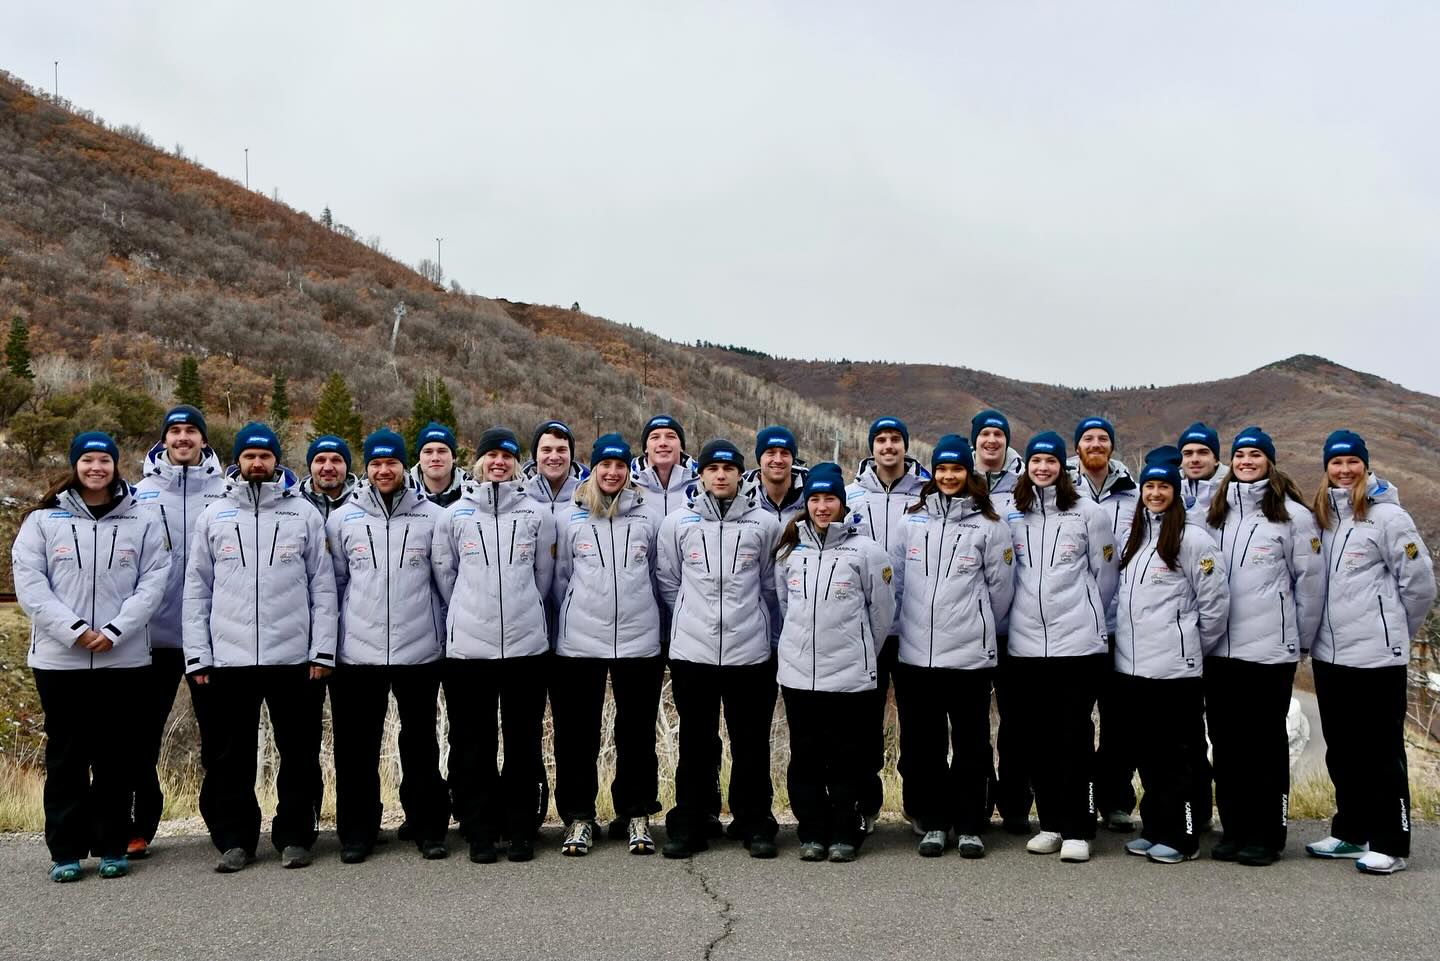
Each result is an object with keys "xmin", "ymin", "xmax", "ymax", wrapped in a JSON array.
[
  {"xmin": 1355, "ymin": 851, "xmax": 1408, "ymax": 875},
  {"xmin": 1026, "ymin": 831, "xmax": 1063, "ymax": 855},
  {"xmin": 1060, "ymin": 839, "xmax": 1091, "ymax": 862},
  {"xmin": 1305, "ymin": 836, "xmax": 1369, "ymax": 859},
  {"xmin": 562, "ymin": 820, "xmax": 594, "ymax": 856},
  {"xmin": 956, "ymin": 835, "xmax": 985, "ymax": 859},
  {"xmin": 627, "ymin": 816, "xmax": 655, "ymax": 855}
]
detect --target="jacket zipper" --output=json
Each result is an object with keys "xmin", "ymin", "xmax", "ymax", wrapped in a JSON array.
[
  {"xmin": 253, "ymin": 497, "xmax": 261, "ymax": 664},
  {"xmin": 385, "ymin": 519, "xmax": 392, "ymax": 664},
  {"xmin": 1037, "ymin": 495, "xmax": 1049, "ymax": 656},
  {"xmin": 235, "ymin": 523, "xmax": 247, "ymax": 566},
  {"xmin": 927, "ymin": 515, "xmax": 949, "ymax": 666},
  {"xmin": 492, "ymin": 486, "xmax": 505, "ymax": 657},
  {"xmin": 159, "ymin": 503, "xmax": 173, "ymax": 550},
  {"xmin": 268, "ymin": 524, "xmax": 279, "ymax": 566},
  {"xmin": 1175, "ymin": 609, "xmax": 1185, "ymax": 660},
  {"xmin": 475, "ymin": 522, "xmax": 490, "ymax": 565},
  {"xmin": 717, "ymin": 520, "xmax": 725, "ymax": 666},
  {"xmin": 1377, "ymin": 595, "xmax": 1391, "ymax": 648},
  {"xmin": 1238, "ymin": 527, "xmax": 1258, "ymax": 566},
  {"xmin": 106, "ymin": 527, "xmax": 117, "ymax": 569},
  {"xmin": 72, "ymin": 524, "xmax": 83, "ymax": 570},
  {"xmin": 607, "ymin": 522, "xmax": 619, "ymax": 657}
]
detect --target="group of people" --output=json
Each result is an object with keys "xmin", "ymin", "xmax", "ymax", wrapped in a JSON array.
[{"xmin": 12, "ymin": 400, "xmax": 1434, "ymax": 883}]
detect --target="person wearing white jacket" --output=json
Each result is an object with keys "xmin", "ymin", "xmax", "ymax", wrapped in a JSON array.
[
  {"xmin": 433, "ymin": 427, "xmax": 557, "ymax": 865},
  {"xmin": 550, "ymin": 434, "xmax": 665, "ymax": 858},
  {"xmin": 1305, "ymin": 431, "xmax": 1436, "ymax": 875},
  {"xmin": 183, "ymin": 423, "xmax": 338, "ymax": 873},
  {"xmin": 656, "ymin": 440, "xmax": 782, "ymax": 859},
  {"xmin": 1203, "ymin": 426, "xmax": 1325, "ymax": 868},
  {"xmin": 1005, "ymin": 431, "xmax": 1119, "ymax": 863},
  {"xmin": 129, "ymin": 405, "xmax": 226, "ymax": 857},
  {"xmin": 1112, "ymin": 448, "xmax": 1229, "ymax": 865},
  {"xmin": 892, "ymin": 435, "xmax": 1014, "ymax": 860},
  {"xmin": 1177, "ymin": 422, "xmax": 1229, "ymax": 525},
  {"xmin": 14, "ymin": 431, "xmax": 170, "ymax": 882},
  {"xmin": 325, "ymin": 430, "xmax": 450, "ymax": 864},
  {"xmin": 774, "ymin": 463, "xmax": 895, "ymax": 863}
]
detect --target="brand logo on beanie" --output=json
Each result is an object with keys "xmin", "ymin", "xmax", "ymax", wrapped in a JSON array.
[
  {"xmin": 424, "ymin": 430, "xmax": 446, "ymax": 441},
  {"xmin": 317, "ymin": 440, "xmax": 338, "ymax": 450},
  {"xmin": 602, "ymin": 446, "xmax": 625, "ymax": 457},
  {"xmin": 501, "ymin": 440, "xmax": 519, "ymax": 453},
  {"xmin": 84, "ymin": 440, "xmax": 108, "ymax": 450},
  {"xmin": 1081, "ymin": 419, "xmax": 1104, "ymax": 430},
  {"xmin": 1183, "ymin": 432, "xmax": 1206, "ymax": 442},
  {"xmin": 712, "ymin": 450, "xmax": 734, "ymax": 461},
  {"xmin": 372, "ymin": 446, "xmax": 395, "ymax": 455},
  {"xmin": 167, "ymin": 412, "xmax": 188, "ymax": 423},
  {"xmin": 1033, "ymin": 442, "xmax": 1055, "ymax": 452},
  {"xmin": 763, "ymin": 434, "xmax": 785, "ymax": 447},
  {"xmin": 936, "ymin": 451, "xmax": 960, "ymax": 461},
  {"xmin": 983, "ymin": 418, "xmax": 1004, "ymax": 428},
  {"xmin": 1330, "ymin": 442, "xmax": 1352, "ymax": 451},
  {"xmin": 1236, "ymin": 436, "xmax": 1260, "ymax": 447},
  {"xmin": 245, "ymin": 435, "xmax": 268, "ymax": 445},
  {"xmin": 875, "ymin": 419, "xmax": 899, "ymax": 429},
  {"xmin": 810, "ymin": 480, "xmax": 833, "ymax": 491}
]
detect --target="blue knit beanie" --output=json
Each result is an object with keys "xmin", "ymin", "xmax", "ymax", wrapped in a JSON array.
[
  {"xmin": 755, "ymin": 425, "xmax": 798, "ymax": 462},
  {"xmin": 868, "ymin": 416, "xmax": 909, "ymax": 450},
  {"xmin": 1177, "ymin": 422, "xmax": 1220, "ymax": 458},
  {"xmin": 477, "ymin": 427, "xmax": 521, "ymax": 458},
  {"xmin": 1025, "ymin": 431, "xmax": 1068, "ymax": 466},
  {"xmin": 1231, "ymin": 426, "xmax": 1276, "ymax": 464},
  {"xmin": 233, "ymin": 422, "xmax": 283, "ymax": 464},
  {"xmin": 641, "ymin": 415, "xmax": 686, "ymax": 452},
  {"xmin": 1322, "ymin": 430, "xmax": 1369, "ymax": 469},
  {"xmin": 931, "ymin": 434, "xmax": 975, "ymax": 471},
  {"xmin": 802, "ymin": 462, "xmax": 847, "ymax": 505},
  {"xmin": 1074, "ymin": 416, "xmax": 1116, "ymax": 447},
  {"xmin": 698, "ymin": 439, "xmax": 744, "ymax": 472},
  {"xmin": 363, "ymin": 429, "xmax": 408, "ymax": 466},
  {"xmin": 590, "ymin": 432, "xmax": 633, "ymax": 467},
  {"xmin": 532, "ymin": 420, "xmax": 574, "ymax": 459},
  {"xmin": 307, "ymin": 434, "xmax": 352, "ymax": 472},
  {"xmin": 1139, "ymin": 445, "xmax": 1183, "ymax": 490},
  {"xmin": 69, "ymin": 431, "xmax": 120, "ymax": 466},
  {"xmin": 970, "ymin": 409, "xmax": 1010, "ymax": 446},
  {"xmin": 161, "ymin": 405, "xmax": 208, "ymax": 442},
  {"xmin": 414, "ymin": 421, "xmax": 457, "ymax": 458}
]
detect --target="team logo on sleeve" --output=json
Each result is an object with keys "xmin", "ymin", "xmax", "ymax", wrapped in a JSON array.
[
  {"xmin": 881, "ymin": 566, "xmax": 893, "ymax": 584},
  {"xmin": 1003, "ymin": 548, "xmax": 1014, "ymax": 566},
  {"xmin": 1199, "ymin": 556, "xmax": 1215, "ymax": 576},
  {"xmin": 1310, "ymin": 537, "xmax": 1322, "ymax": 554},
  {"xmin": 1405, "ymin": 542, "xmax": 1419, "ymax": 560},
  {"xmin": 1102, "ymin": 545, "xmax": 1115, "ymax": 562}
]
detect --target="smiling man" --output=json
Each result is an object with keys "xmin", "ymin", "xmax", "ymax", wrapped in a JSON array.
[{"xmin": 299, "ymin": 435, "xmax": 359, "ymax": 518}]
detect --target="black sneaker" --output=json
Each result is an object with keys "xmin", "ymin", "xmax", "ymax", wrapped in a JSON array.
[
  {"xmin": 420, "ymin": 839, "xmax": 448, "ymax": 860},
  {"xmin": 468, "ymin": 839, "xmax": 498, "ymax": 864},
  {"xmin": 340, "ymin": 845, "xmax": 368, "ymax": 864},
  {"xmin": 507, "ymin": 838, "xmax": 535, "ymax": 863},
  {"xmin": 215, "ymin": 847, "xmax": 252, "ymax": 873},
  {"xmin": 1210, "ymin": 840, "xmax": 1241, "ymax": 862},
  {"xmin": 662, "ymin": 835, "xmax": 708, "ymax": 859},
  {"xmin": 746, "ymin": 835, "xmax": 778, "ymax": 860},
  {"xmin": 827, "ymin": 842, "xmax": 857, "ymax": 863},
  {"xmin": 1237, "ymin": 845, "xmax": 1279, "ymax": 867}
]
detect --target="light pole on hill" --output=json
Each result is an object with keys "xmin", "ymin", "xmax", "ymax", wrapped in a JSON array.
[
  {"xmin": 436, "ymin": 238, "xmax": 443, "ymax": 281},
  {"xmin": 244, "ymin": 148, "xmax": 249, "ymax": 189},
  {"xmin": 53, "ymin": 61, "xmax": 58, "ymax": 98}
]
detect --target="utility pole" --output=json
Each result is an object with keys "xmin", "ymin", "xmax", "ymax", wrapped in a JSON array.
[
  {"xmin": 244, "ymin": 147, "xmax": 249, "ymax": 189},
  {"xmin": 833, "ymin": 428, "xmax": 842, "ymax": 463},
  {"xmin": 53, "ymin": 61, "xmax": 58, "ymax": 98}
]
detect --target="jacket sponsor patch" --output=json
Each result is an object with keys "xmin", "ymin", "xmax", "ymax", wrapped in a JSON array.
[
  {"xmin": 1199, "ymin": 556, "xmax": 1215, "ymax": 576},
  {"xmin": 137, "ymin": 490, "xmax": 159, "ymax": 500},
  {"xmin": 454, "ymin": 507, "xmax": 476, "ymax": 517},
  {"xmin": 1310, "ymin": 537, "xmax": 1322, "ymax": 554},
  {"xmin": 1405, "ymin": 542, "xmax": 1419, "ymax": 560},
  {"xmin": 216, "ymin": 509, "xmax": 238, "ymax": 519},
  {"xmin": 1003, "ymin": 548, "xmax": 1014, "ymax": 565},
  {"xmin": 1102, "ymin": 544, "xmax": 1115, "ymax": 562},
  {"xmin": 344, "ymin": 511, "xmax": 365, "ymax": 521},
  {"xmin": 881, "ymin": 566, "xmax": 893, "ymax": 584},
  {"xmin": 48, "ymin": 511, "xmax": 73, "ymax": 519}
]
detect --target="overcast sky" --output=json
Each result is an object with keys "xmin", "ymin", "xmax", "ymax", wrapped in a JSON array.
[{"xmin": 8, "ymin": 1, "xmax": 1439, "ymax": 394}]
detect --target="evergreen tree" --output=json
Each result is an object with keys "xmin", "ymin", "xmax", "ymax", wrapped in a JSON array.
[
  {"xmin": 174, "ymin": 355, "xmax": 203, "ymax": 408},
  {"xmin": 405, "ymin": 374, "xmax": 458, "ymax": 448},
  {"xmin": 6, "ymin": 316, "xmax": 34, "ymax": 380},
  {"xmin": 269, "ymin": 371, "xmax": 290, "ymax": 424},
  {"xmin": 310, "ymin": 372, "xmax": 363, "ymax": 452}
]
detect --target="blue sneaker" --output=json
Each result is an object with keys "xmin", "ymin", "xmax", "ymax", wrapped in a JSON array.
[
  {"xmin": 97, "ymin": 856, "xmax": 129, "ymax": 879},
  {"xmin": 49, "ymin": 861, "xmax": 82, "ymax": 883},
  {"xmin": 1146, "ymin": 844, "xmax": 1197, "ymax": 864},
  {"xmin": 1125, "ymin": 837, "xmax": 1156, "ymax": 857}
]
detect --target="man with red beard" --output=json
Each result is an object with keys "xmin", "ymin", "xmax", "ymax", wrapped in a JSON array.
[{"xmin": 1068, "ymin": 416, "xmax": 1140, "ymax": 833}]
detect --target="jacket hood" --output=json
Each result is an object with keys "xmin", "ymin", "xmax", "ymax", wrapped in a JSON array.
[
  {"xmin": 794, "ymin": 516, "xmax": 867, "ymax": 551},
  {"xmin": 407, "ymin": 462, "xmax": 471, "ymax": 498},
  {"xmin": 459, "ymin": 477, "xmax": 534, "ymax": 513},
  {"xmin": 741, "ymin": 464, "xmax": 810, "ymax": 505},
  {"xmin": 222, "ymin": 465, "xmax": 302, "ymax": 508},
  {"xmin": 918, "ymin": 491, "xmax": 988, "ymax": 522},
  {"xmin": 521, "ymin": 459, "xmax": 590, "ymax": 482},
  {"xmin": 299, "ymin": 472, "xmax": 359, "ymax": 503},
  {"xmin": 630, "ymin": 453, "xmax": 699, "ymax": 489},
  {"xmin": 853, "ymin": 456, "xmax": 930, "ymax": 493},
  {"xmin": 571, "ymin": 483, "xmax": 647, "ymax": 517},
  {"xmin": 142, "ymin": 441, "xmax": 225, "ymax": 483},
  {"xmin": 58, "ymin": 479, "xmax": 135, "ymax": 519},
  {"xmin": 1068, "ymin": 456, "xmax": 1137, "ymax": 497},
  {"xmin": 685, "ymin": 485, "xmax": 766, "ymax": 523},
  {"xmin": 1327, "ymin": 475, "xmax": 1401, "ymax": 519},
  {"xmin": 347, "ymin": 475, "xmax": 428, "ymax": 518}
]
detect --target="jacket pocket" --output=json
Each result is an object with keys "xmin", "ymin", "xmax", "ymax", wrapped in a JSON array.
[{"xmin": 1377, "ymin": 594, "xmax": 1391, "ymax": 648}]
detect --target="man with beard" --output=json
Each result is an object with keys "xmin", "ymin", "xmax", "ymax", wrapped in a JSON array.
[
  {"xmin": 410, "ymin": 422, "xmax": 472, "ymax": 509},
  {"xmin": 299, "ymin": 435, "xmax": 358, "ymax": 518},
  {"xmin": 742, "ymin": 425, "xmax": 809, "ymax": 526},
  {"xmin": 129, "ymin": 405, "xmax": 228, "ymax": 857},
  {"xmin": 1068, "ymin": 416, "xmax": 1140, "ymax": 833},
  {"xmin": 184, "ymin": 423, "xmax": 338, "ymax": 873}
]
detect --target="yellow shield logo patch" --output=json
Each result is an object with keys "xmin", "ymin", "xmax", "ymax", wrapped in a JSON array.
[
  {"xmin": 1406, "ymin": 542, "xmax": 1419, "ymax": 560},
  {"xmin": 1003, "ymin": 548, "xmax": 1014, "ymax": 566},
  {"xmin": 1102, "ymin": 545, "xmax": 1115, "ymax": 562},
  {"xmin": 1199, "ymin": 556, "xmax": 1215, "ymax": 576},
  {"xmin": 881, "ymin": 566, "xmax": 893, "ymax": 585},
  {"xmin": 1310, "ymin": 537, "xmax": 1321, "ymax": 554}
]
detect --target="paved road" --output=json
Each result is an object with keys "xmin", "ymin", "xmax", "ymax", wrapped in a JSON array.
[{"xmin": 2, "ymin": 821, "xmax": 1435, "ymax": 961}]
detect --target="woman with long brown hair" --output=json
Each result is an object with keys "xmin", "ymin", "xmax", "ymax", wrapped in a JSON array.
[
  {"xmin": 1203, "ymin": 426, "xmax": 1325, "ymax": 867},
  {"xmin": 1305, "ymin": 430, "xmax": 1435, "ymax": 875},
  {"xmin": 1113, "ymin": 447, "xmax": 1228, "ymax": 864},
  {"xmin": 12, "ymin": 432, "xmax": 170, "ymax": 882}
]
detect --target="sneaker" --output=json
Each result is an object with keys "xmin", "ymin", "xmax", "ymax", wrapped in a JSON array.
[
  {"xmin": 1306, "ymin": 836, "xmax": 1369, "ymax": 859},
  {"xmin": 1210, "ymin": 840, "xmax": 1241, "ymax": 862},
  {"xmin": 662, "ymin": 835, "xmax": 708, "ymax": 859},
  {"xmin": 1355, "ymin": 851, "xmax": 1408, "ymax": 875},
  {"xmin": 957, "ymin": 835, "xmax": 985, "ymax": 859},
  {"xmin": 1003, "ymin": 817, "xmax": 1032, "ymax": 836},
  {"xmin": 507, "ymin": 838, "xmax": 534, "ymax": 862},
  {"xmin": 215, "ymin": 847, "xmax": 251, "ymax": 873},
  {"xmin": 340, "ymin": 845, "xmax": 368, "ymax": 865},
  {"xmin": 1103, "ymin": 810, "xmax": 1136, "ymax": 832},
  {"xmin": 747, "ymin": 835, "xmax": 778, "ymax": 859},
  {"xmin": 828, "ymin": 842, "xmax": 857, "ymax": 863},
  {"xmin": 1237, "ymin": 845, "xmax": 1279, "ymax": 867},
  {"xmin": 420, "ymin": 839, "xmax": 449, "ymax": 860},
  {"xmin": 1026, "ymin": 831, "xmax": 1063, "ymax": 855},
  {"xmin": 49, "ymin": 860, "xmax": 82, "ymax": 883},
  {"xmin": 1060, "ymin": 839, "xmax": 1091, "ymax": 862},
  {"xmin": 860, "ymin": 813, "xmax": 877, "ymax": 836},
  {"xmin": 799, "ymin": 841, "xmax": 828, "ymax": 861},
  {"xmin": 917, "ymin": 830, "xmax": 946, "ymax": 858},
  {"xmin": 627, "ymin": 816, "xmax": 655, "ymax": 855},
  {"xmin": 1124, "ymin": 837, "xmax": 1156, "ymax": 857},
  {"xmin": 126, "ymin": 837, "xmax": 149, "ymax": 859},
  {"xmin": 562, "ymin": 820, "xmax": 595, "ymax": 857},
  {"xmin": 97, "ymin": 855, "xmax": 130, "ymax": 879},
  {"xmin": 1145, "ymin": 844, "xmax": 1197, "ymax": 864},
  {"xmin": 468, "ymin": 839, "xmax": 498, "ymax": 864},
  {"xmin": 280, "ymin": 845, "xmax": 313, "ymax": 869}
]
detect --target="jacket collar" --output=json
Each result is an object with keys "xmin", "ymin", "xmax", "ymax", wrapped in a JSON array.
[
  {"xmin": 142, "ymin": 441, "xmax": 224, "ymax": 486},
  {"xmin": 853, "ymin": 456, "xmax": 929, "ymax": 495},
  {"xmin": 60, "ymin": 479, "xmax": 133, "ymax": 520},
  {"xmin": 224, "ymin": 465, "xmax": 301, "ymax": 510}
]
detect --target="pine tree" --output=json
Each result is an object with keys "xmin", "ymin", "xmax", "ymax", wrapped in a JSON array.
[
  {"xmin": 406, "ymin": 374, "xmax": 457, "ymax": 448},
  {"xmin": 6, "ymin": 316, "xmax": 34, "ymax": 380},
  {"xmin": 269, "ymin": 371, "xmax": 290, "ymax": 424},
  {"xmin": 174, "ymin": 356, "xmax": 202, "ymax": 408},
  {"xmin": 311, "ymin": 372, "xmax": 363, "ymax": 451}
]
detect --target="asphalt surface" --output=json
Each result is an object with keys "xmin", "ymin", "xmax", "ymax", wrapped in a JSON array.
[{"xmin": 2, "ymin": 820, "xmax": 1436, "ymax": 961}]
